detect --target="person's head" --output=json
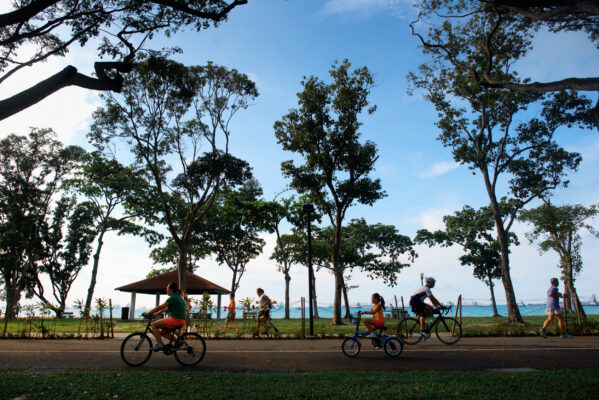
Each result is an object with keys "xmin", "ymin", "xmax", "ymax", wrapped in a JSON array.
[
  {"xmin": 257, "ymin": 288, "xmax": 264, "ymax": 296},
  {"xmin": 167, "ymin": 282, "xmax": 180, "ymax": 296},
  {"xmin": 372, "ymin": 293, "xmax": 386, "ymax": 309},
  {"xmin": 230, "ymin": 293, "xmax": 235, "ymax": 300},
  {"xmin": 425, "ymin": 277, "xmax": 436, "ymax": 288},
  {"xmin": 550, "ymin": 277, "xmax": 559, "ymax": 286}
]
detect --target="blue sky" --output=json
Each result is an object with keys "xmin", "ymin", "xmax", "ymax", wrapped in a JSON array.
[{"xmin": 1, "ymin": 0, "xmax": 598, "ymax": 311}]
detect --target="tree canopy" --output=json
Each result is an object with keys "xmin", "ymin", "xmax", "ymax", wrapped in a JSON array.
[{"xmin": 0, "ymin": 0, "xmax": 248, "ymax": 120}]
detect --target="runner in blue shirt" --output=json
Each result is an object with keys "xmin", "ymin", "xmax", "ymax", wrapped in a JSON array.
[{"xmin": 540, "ymin": 277, "xmax": 572, "ymax": 339}]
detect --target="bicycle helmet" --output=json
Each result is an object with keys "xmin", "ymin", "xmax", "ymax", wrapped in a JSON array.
[{"xmin": 425, "ymin": 277, "xmax": 436, "ymax": 285}]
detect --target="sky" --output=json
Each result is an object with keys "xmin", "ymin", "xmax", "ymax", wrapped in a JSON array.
[{"xmin": 1, "ymin": 0, "xmax": 599, "ymax": 312}]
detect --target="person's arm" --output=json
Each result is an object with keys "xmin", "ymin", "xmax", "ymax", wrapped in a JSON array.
[
  {"xmin": 143, "ymin": 302, "xmax": 168, "ymax": 317},
  {"xmin": 428, "ymin": 295, "xmax": 443, "ymax": 308}
]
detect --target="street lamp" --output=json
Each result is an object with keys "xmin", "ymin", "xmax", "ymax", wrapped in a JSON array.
[{"xmin": 303, "ymin": 203, "xmax": 315, "ymax": 336}]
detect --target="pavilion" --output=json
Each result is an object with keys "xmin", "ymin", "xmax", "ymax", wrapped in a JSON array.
[{"xmin": 115, "ymin": 270, "xmax": 230, "ymax": 320}]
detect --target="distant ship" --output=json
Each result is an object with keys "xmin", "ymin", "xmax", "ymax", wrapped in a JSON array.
[
  {"xmin": 589, "ymin": 295, "xmax": 598, "ymax": 305},
  {"xmin": 518, "ymin": 301, "xmax": 527, "ymax": 307}
]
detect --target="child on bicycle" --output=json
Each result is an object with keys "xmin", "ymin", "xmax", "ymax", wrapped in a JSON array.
[
  {"xmin": 142, "ymin": 282, "xmax": 186, "ymax": 351},
  {"xmin": 410, "ymin": 277, "xmax": 443, "ymax": 339},
  {"xmin": 222, "ymin": 293, "xmax": 239, "ymax": 334},
  {"xmin": 359, "ymin": 293, "xmax": 386, "ymax": 339}
]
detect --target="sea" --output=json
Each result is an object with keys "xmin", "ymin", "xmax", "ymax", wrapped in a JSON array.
[{"xmin": 108, "ymin": 304, "xmax": 599, "ymax": 319}]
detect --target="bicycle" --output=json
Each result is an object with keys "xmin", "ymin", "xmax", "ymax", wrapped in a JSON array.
[
  {"xmin": 341, "ymin": 314, "xmax": 404, "ymax": 358},
  {"xmin": 120, "ymin": 316, "xmax": 206, "ymax": 367},
  {"xmin": 254, "ymin": 311, "xmax": 280, "ymax": 337},
  {"xmin": 396, "ymin": 306, "xmax": 462, "ymax": 345}
]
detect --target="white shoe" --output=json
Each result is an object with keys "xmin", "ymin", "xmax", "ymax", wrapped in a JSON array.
[
  {"xmin": 539, "ymin": 328, "xmax": 547, "ymax": 338},
  {"xmin": 560, "ymin": 333, "xmax": 573, "ymax": 339},
  {"xmin": 419, "ymin": 330, "xmax": 431, "ymax": 340},
  {"xmin": 366, "ymin": 332, "xmax": 378, "ymax": 339}
]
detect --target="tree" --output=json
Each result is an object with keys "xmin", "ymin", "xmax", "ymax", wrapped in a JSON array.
[
  {"xmin": 274, "ymin": 59, "xmax": 386, "ymax": 325},
  {"xmin": 415, "ymin": 205, "xmax": 518, "ymax": 317},
  {"xmin": 32, "ymin": 197, "xmax": 97, "ymax": 318},
  {"xmin": 202, "ymin": 179, "xmax": 266, "ymax": 295},
  {"xmin": 89, "ymin": 55, "xmax": 256, "ymax": 292},
  {"xmin": 519, "ymin": 201, "xmax": 599, "ymax": 321},
  {"xmin": 66, "ymin": 152, "xmax": 156, "ymax": 316},
  {"xmin": 408, "ymin": 6, "xmax": 588, "ymax": 321},
  {"xmin": 0, "ymin": 0, "xmax": 248, "ymax": 120},
  {"xmin": 314, "ymin": 219, "xmax": 416, "ymax": 318},
  {"xmin": 0, "ymin": 128, "xmax": 82, "ymax": 320},
  {"xmin": 412, "ymin": 1, "xmax": 599, "ymax": 130}
]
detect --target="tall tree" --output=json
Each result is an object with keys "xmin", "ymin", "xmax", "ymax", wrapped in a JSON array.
[
  {"xmin": 89, "ymin": 55, "xmax": 256, "ymax": 292},
  {"xmin": 519, "ymin": 201, "xmax": 599, "ymax": 321},
  {"xmin": 66, "ymin": 152, "xmax": 155, "ymax": 316},
  {"xmin": 0, "ymin": 129, "xmax": 82, "ymax": 320},
  {"xmin": 415, "ymin": 205, "xmax": 519, "ymax": 317},
  {"xmin": 0, "ymin": 0, "xmax": 248, "ymax": 120},
  {"xmin": 32, "ymin": 197, "xmax": 97, "ymax": 318},
  {"xmin": 409, "ymin": 5, "xmax": 588, "ymax": 321},
  {"xmin": 412, "ymin": 1, "xmax": 599, "ymax": 130},
  {"xmin": 274, "ymin": 59, "xmax": 386, "ymax": 325}
]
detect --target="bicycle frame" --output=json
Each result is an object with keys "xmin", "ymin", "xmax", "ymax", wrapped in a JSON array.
[
  {"xmin": 140, "ymin": 317, "xmax": 182, "ymax": 352},
  {"xmin": 348, "ymin": 314, "xmax": 395, "ymax": 347}
]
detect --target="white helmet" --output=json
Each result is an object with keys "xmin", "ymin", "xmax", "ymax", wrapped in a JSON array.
[{"xmin": 425, "ymin": 277, "xmax": 436, "ymax": 285}]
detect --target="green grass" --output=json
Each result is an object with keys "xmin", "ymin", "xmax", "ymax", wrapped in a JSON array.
[
  {"xmin": 2, "ymin": 314, "xmax": 598, "ymax": 338},
  {"xmin": 1, "ymin": 369, "xmax": 598, "ymax": 399}
]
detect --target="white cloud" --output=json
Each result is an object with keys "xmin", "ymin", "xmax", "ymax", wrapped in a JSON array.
[
  {"xmin": 420, "ymin": 161, "xmax": 459, "ymax": 178},
  {"xmin": 418, "ymin": 208, "xmax": 451, "ymax": 231}
]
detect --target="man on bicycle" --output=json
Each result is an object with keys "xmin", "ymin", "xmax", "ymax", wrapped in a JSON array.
[
  {"xmin": 410, "ymin": 277, "xmax": 443, "ymax": 339},
  {"xmin": 142, "ymin": 282, "xmax": 186, "ymax": 351}
]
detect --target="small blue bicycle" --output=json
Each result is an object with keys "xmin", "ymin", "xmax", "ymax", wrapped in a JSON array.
[{"xmin": 341, "ymin": 314, "xmax": 404, "ymax": 358}]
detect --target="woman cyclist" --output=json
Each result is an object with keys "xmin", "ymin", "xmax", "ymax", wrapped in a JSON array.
[
  {"xmin": 359, "ymin": 293, "xmax": 386, "ymax": 339},
  {"xmin": 142, "ymin": 282, "xmax": 186, "ymax": 351}
]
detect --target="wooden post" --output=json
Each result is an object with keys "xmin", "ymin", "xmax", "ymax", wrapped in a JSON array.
[
  {"xmin": 401, "ymin": 296, "xmax": 408, "ymax": 337},
  {"xmin": 301, "ymin": 297, "xmax": 306, "ymax": 339},
  {"xmin": 217, "ymin": 295, "xmax": 222, "ymax": 321},
  {"xmin": 394, "ymin": 295, "xmax": 400, "ymax": 319},
  {"xmin": 109, "ymin": 299, "xmax": 114, "ymax": 338},
  {"xmin": 452, "ymin": 295, "xmax": 462, "ymax": 335},
  {"xmin": 130, "ymin": 292, "xmax": 136, "ymax": 320},
  {"xmin": 155, "ymin": 293, "xmax": 160, "ymax": 307}
]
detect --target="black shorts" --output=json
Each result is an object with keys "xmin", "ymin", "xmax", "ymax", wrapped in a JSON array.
[
  {"xmin": 258, "ymin": 310, "xmax": 270, "ymax": 319},
  {"xmin": 410, "ymin": 296, "xmax": 426, "ymax": 315}
]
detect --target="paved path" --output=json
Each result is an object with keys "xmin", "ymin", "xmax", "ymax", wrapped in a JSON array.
[{"xmin": 1, "ymin": 337, "xmax": 598, "ymax": 372}]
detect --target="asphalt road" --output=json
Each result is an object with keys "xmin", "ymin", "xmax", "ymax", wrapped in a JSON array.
[{"xmin": 1, "ymin": 337, "xmax": 598, "ymax": 372}]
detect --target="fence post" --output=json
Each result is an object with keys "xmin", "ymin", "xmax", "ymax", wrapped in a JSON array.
[
  {"xmin": 452, "ymin": 295, "xmax": 462, "ymax": 335},
  {"xmin": 301, "ymin": 297, "xmax": 306, "ymax": 339},
  {"xmin": 109, "ymin": 299, "xmax": 114, "ymax": 338}
]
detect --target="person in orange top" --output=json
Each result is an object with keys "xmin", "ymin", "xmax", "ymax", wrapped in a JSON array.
[
  {"xmin": 359, "ymin": 293, "xmax": 386, "ymax": 339},
  {"xmin": 222, "ymin": 294, "xmax": 239, "ymax": 334}
]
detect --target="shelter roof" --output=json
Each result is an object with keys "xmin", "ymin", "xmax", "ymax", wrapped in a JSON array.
[{"xmin": 115, "ymin": 270, "xmax": 230, "ymax": 295}]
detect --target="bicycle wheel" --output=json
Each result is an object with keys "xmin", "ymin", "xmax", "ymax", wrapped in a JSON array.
[
  {"xmin": 121, "ymin": 332, "xmax": 152, "ymax": 367},
  {"xmin": 173, "ymin": 333, "xmax": 206, "ymax": 366},
  {"xmin": 383, "ymin": 336, "xmax": 404, "ymax": 358},
  {"xmin": 341, "ymin": 337, "xmax": 361, "ymax": 357},
  {"xmin": 434, "ymin": 317, "xmax": 462, "ymax": 345},
  {"xmin": 396, "ymin": 318, "xmax": 423, "ymax": 345}
]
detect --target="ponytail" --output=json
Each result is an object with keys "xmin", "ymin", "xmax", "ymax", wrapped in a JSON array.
[{"xmin": 373, "ymin": 293, "xmax": 386, "ymax": 310}]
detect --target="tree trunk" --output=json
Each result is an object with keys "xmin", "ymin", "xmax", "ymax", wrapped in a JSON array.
[
  {"xmin": 4, "ymin": 282, "xmax": 20, "ymax": 321},
  {"xmin": 564, "ymin": 261, "xmax": 586, "ymax": 320},
  {"xmin": 84, "ymin": 230, "xmax": 106, "ymax": 317},
  {"xmin": 331, "ymin": 217, "xmax": 343, "ymax": 325},
  {"xmin": 284, "ymin": 273, "xmax": 291, "ymax": 319},
  {"xmin": 311, "ymin": 272, "xmax": 320, "ymax": 319},
  {"xmin": 482, "ymin": 169, "xmax": 523, "ymax": 323},
  {"xmin": 341, "ymin": 276, "xmax": 351, "ymax": 319},
  {"xmin": 177, "ymin": 242, "xmax": 188, "ymax": 293},
  {"xmin": 487, "ymin": 272, "xmax": 500, "ymax": 317},
  {"xmin": 230, "ymin": 267, "xmax": 238, "ymax": 295}
]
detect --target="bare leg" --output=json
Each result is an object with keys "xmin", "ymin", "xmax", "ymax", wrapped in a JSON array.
[
  {"xmin": 232, "ymin": 319, "xmax": 239, "ymax": 334},
  {"xmin": 363, "ymin": 318, "xmax": 375, "ymax": 332},
  {"xmin": 222, "ymin": 317, "xmax": 229, "ymax": 333},
  {"xmin": 150, "ymin": 320, "xmax": 168, "ymax": 346},
  {"xmin": 542, "ymin": 314, "xmax": 554, "ymax": 330},
  {"xmin": 556, "ymin": 315, "xmax": 565, "ymax": 333}
]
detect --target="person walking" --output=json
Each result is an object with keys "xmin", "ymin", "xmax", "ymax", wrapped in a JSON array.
[
  {"xmin": 540, "ymin": 277, "xmax": 572, "ymax": 339},
  {"xmin": 222, "ymin": 294, "xmax": 239, "ymax": 334}
]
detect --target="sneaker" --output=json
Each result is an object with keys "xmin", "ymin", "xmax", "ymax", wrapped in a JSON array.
[
  {"xmin": 539, "ymin": 328, "xmax": 547, "ymax": 339},
  {"xmin": 151, "ymin": 345, "xmax": 164, "ymax": 352},
  {"xmin": 419, "ymin": 330, "xmax": 431, "ymax": 340},
  {"xmin": 366, "ymin": 332, "xmax": 378, "ymax": 339},
  {"xmin": 560, "ymin": 333, "xmax": 573, "ymax": 339}
]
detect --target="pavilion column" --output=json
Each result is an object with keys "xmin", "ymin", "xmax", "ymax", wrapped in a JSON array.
[
  {"xmin": 156, "ymin": 292, "xmax": 160, "ymax": 307},
  {"xmin": 217, "ymin": 294, "xmax": 222, "ymax": 320},
  {"xmin": 130, "ymin": 292, "xmax": 136, "ymax": 320}
]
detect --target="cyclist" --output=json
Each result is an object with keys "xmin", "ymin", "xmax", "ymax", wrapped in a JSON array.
[
  {"xmin": 222, "ymin": 293, "xmax": 239, "ymax": 334},
  {"xmin": 358, "ymin": 293, "xmax": 386, "ymax": 339},
  {"xmin": 410, "ymin": 277, "xmax": 443, "ymax": 339},
  {"xmin": 141, "ymin": 282, "xmax": 186, "ymax": 351},
  {"xmin": 255, "ymin": 288, "xmax": 272, "ymax": 335}
]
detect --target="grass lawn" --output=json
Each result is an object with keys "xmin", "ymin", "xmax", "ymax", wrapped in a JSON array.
[
  {"xmin": 1, "ymin": 369, "xmax": 598, "ymax": 399},
  {"xmin": 1, "ymin": 314, "xmax": 598, "ymax": 338}
]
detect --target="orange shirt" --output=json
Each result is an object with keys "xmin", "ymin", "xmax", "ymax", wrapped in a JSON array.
[
  {"xmin": 227, "ymin": 299, "xmax": 236, "ymax": 314},
  {"xmin": 373, "ymin": 304, "xmax": 384, "ymax": 321}
]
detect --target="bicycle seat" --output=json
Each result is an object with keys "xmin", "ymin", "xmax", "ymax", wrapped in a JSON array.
[{"xmin": 379, "ymin": 325, "xmax": 388, "ymax": 332}]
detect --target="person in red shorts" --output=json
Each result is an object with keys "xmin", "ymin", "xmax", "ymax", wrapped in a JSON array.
[
  {"xmin": 359, "ymin": 293, "xmax": 386, "ymax": 338},
  {"xmin": 142, "ymin": 282, "xmax": 187, "ymax": 351}
]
